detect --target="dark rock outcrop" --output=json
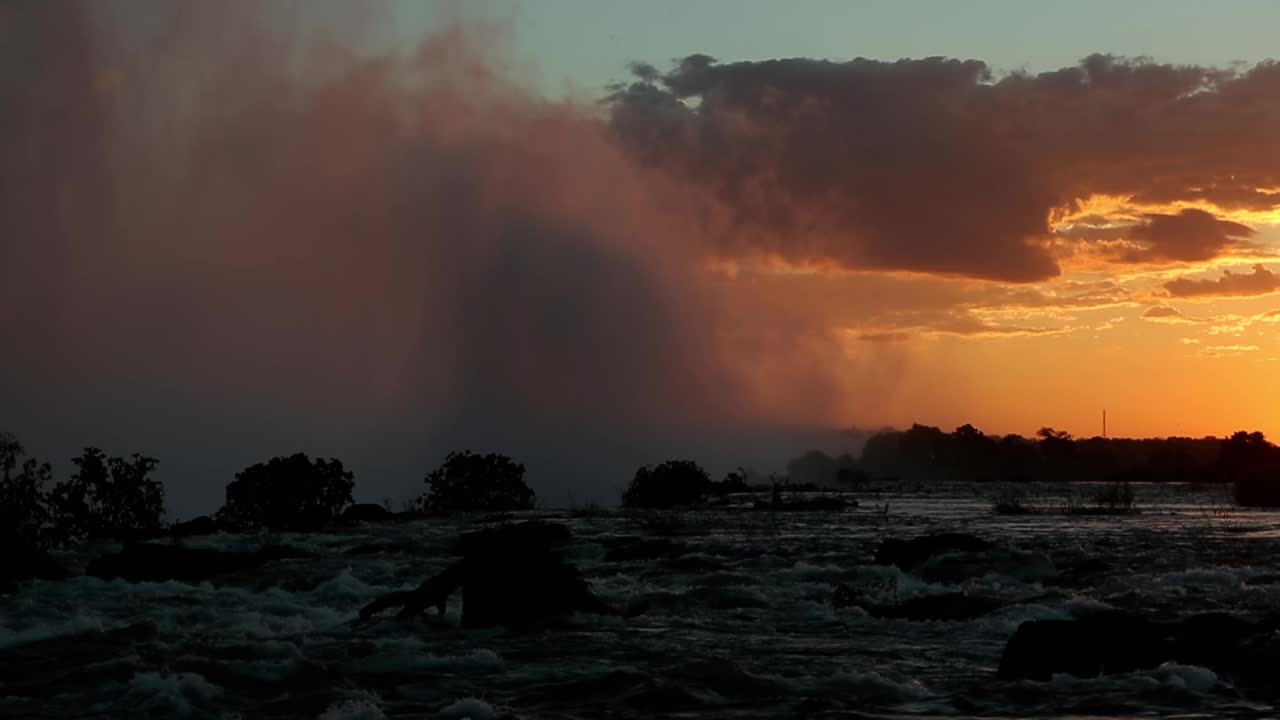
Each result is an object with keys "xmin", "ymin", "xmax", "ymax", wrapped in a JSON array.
[
  {"xmin": 1, "ymin": 548, "xmax": 68, "ymax": 594},
  {"xmin": 86, "ymin": 542, "xmax": 311, "ymax": 584},
  {"xmin": 170, "ymin": 515, "xmax": 220, "ymax": 538},
  {"xmin": 339, "ymin": 503, "xmax": 395, "ymax": 524},
  {"xmin": 998, "ymin": 612, "xmax": 1280, "ymax": 691},
  {"xmin": 874, "ymin": 532, "xmax": 995, "ymax": 571},
  {"xmin": 361, "ymin": 521, "xmax": 611, "ymax": 628}
]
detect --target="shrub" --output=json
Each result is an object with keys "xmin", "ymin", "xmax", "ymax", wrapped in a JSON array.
[
  {"xmin": 419, "ymin": 451, "xmax": 534, "ymax": 512},
  {"xmin": 621, "ymin": 460, "xmax": 713, "ymax": 509},
  {"xmin": 46, "ymin": 447, "xmax": 164, "ymax": 541},
  {"xmin": 219, "ymin": 453, "xmax": 354, "ymax": 530},
  {"xmin": 990, "ymin": 488, "xmax": 1042, "ymax": 515}
]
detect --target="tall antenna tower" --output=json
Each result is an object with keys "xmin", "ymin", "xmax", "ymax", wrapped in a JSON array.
[{"xmin": 1103, "ymin": 409, "xmax": 1107, "ymax": 438}]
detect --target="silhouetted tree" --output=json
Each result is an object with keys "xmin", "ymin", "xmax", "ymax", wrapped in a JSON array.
[
  {"xmin": 46, "ymin": 448, "xmax": 164, "ymax": 541},
  {"xmin": 621, "ymin": 460, "xmax": 713, "ymax": 509},
  {"xmin": 219, "ymin": 453, "xmax": 354, "ymax": 530},
  {"xmin": 418, "ymin": 451, "xmax": 535, "ymax": 512},
  {"xmin": 1220, "ymin": 431, "xmax": 1280, "ymax": 507},
  {"xmin": 0, "ymin": 433, "xmax": 53, "ymax": 551}
]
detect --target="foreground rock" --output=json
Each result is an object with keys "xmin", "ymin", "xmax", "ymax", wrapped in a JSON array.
[
  {"xmin": 361, "ymin": 521, "xmax": 613, "ymax": 628},
  {"xmin": 87, "ymin": 542, "xmax": 313, "ymax": 584},
  {"xmin": 874, "ymin": 532, "xmax": 994, "ymax": 571},
  {"xmin": 2, "ymin": 547, "xmax": 68, "ymax": 594},
  {"xmin": 999, "ymin": 612, "xmax": 1280, "ymax": 691}
]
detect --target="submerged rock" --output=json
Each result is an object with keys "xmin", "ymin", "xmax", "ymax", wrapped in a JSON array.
[
  {"xmin": 864, "ymin": 592, "xmax": 1006, "ymax": 621},
  {"xmin": 832, "ymin": 583, "xmax": 1004, "ymax": 621},
  {"xmin": 86, "ymin": 542, "xmax": 311, "ymax": 584},
  {"xmin": 998, "ymin": 611, "xmax": 1280, "ymax": 691},
  {"xmin": 604, "ymin": 538, "xmax": 687, "ymax": 563},
  {"xmin": 361, "ymin": 521, "xmax": 611, "ymax": 628},
  {"xmin": 874, "ymin": 533, "xmax": 995, "ymax": 571}
]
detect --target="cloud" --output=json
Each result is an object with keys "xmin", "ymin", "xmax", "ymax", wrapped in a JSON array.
[
  {"xmin": 1141, "ymin": 306, "xmax": 1197, "ymax": 323},
  {"xmin": 608, "ymin": 54, "xmax": 1280, "ymax": 282},
  {"xmin": 1164, "ymin": 264, "xmax": 1280, "ymax": 297},
  {"xmin": 1199, "ymin": 344, "xmax": 1261, "ymax": 357},
  {"xmin": 1118, "ymin": 209, "xmax": 1255, "ymax": 263}
]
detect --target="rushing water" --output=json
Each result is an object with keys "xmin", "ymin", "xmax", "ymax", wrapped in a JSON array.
[{"xmin": 3, "ymin": 481, "xmax": 1279, "ymax": 719}]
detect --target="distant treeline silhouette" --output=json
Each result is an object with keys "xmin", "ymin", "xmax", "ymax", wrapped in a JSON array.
[
  {"xmin": 827, "ymin": 424, "xmax": 1278, "ymax": 497},
  {"xmin": 5, "ymin": 424, "xmax": 1280, "ymax": 553}
]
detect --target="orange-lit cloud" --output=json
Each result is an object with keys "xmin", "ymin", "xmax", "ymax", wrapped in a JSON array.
[{"xmin": 1164, "ymin": 264, "xmax": 1280, "ymax": 298}]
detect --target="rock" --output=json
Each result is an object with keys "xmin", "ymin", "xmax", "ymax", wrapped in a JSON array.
[
  {"xmin": 340, "ymin": 503, "xmax": 395, "ymax": 523},
  {"xmin": 604, "ymin": 538, "xmax": 687, "ymax": 563},
  {"xmin": 170, "ymin": 515, "xmax": 220, "ymax": 538},
  {"xmin": 361, "ymin": 521, "xmax": 610, "ymax": 628},
  {"xmin": 998, "ymin": 611, "xmax": 1280, "ymax": 691},
  {"xmin": 874, "ymin": 533, "xmax": 995, "ymax": 571},
  {"xmin": 86, "ymin": 542, "xmax": 310, "ymax": 584},
  {"xmin": 1245, "ymin": 573, "xmax": 1280, "ymax": 586},
  {"xmin": 916, "ymin": 547, "xmax": 1056, "ymax": 584},
  {"xmin": 2, "ymin": 547, "xmax": 69, "ymax": 593}
]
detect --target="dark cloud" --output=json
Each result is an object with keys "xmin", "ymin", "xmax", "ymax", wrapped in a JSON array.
[
  {"xmin": 1164, "ymin": 264, "xmax": 1280, "ymax": 298},
  {"xmin": 607, "ymin": 54, "xmax": 1280, "ymax": 281},
  {"xmin": 1141, "ymin": 306, "xmax": 1196, "ymax": 323},
  {"xmin": 1120, "ymin": 210, "xmax": 1255, "ymax": 263}
]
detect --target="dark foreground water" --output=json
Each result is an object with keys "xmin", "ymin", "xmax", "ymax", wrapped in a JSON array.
[{"xmin": 4, "ymin": 482, "xmax": 1279, "ymax": 719}]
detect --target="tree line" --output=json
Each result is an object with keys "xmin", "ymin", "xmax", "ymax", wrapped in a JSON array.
[{"xmin": 5, "ymin": 424, "xmax": 1280, "ymax": 552}]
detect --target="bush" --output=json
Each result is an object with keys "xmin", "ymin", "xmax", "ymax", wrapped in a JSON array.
[
  {"xmin": 621, "ymin": 460, "xmax": 713, "ymax": 509},
  {"xmin": 219, "ymin": 453, "xmax": 354, "ymax": 530},
  {"xmin": 46, "ymin": 447, "xmax": 164, "ymax": 541},
  {"xmin": 419, "ymin": 451, "xmax": 534, "ymax": 512}
]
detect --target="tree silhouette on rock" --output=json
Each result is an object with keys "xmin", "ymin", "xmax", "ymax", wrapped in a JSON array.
[
  {"xmin": 419, "ymin": 451, "xmax": 535, "ymax": 512},
  {"xmin": 46, "ymin": 447, "xmax": 164, "ymax": 542},
  {"xmin": 622, "ymin": 460, "xmax": 713, "ymax": 509},
  {"xmin": 218, "ymin": 453, "xmax": 354, "ymax": 530}
]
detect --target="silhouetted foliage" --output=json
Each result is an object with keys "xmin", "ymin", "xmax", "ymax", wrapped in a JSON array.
[
  {"xmin": 219, "ymin": 453, "xmax": 354, "ymax": 530},
  {"xmin": 857, "ymin": 423, "xmax": 1229, "ymax": 485},
  {"xmin": 0, "ymin": 433, "xmax": 53, "ymax": 551},
  {"xmin": 621, "ymin": 460, "xmax": 713, "ymax": 509},
  {"xmin": 419, "ymin": 451, "xmax": 535, "ymax": 512},
  {"xmin": 46, "ymin": 448, "xmax": 164, "ymax": 542},
  {"xmin": 1221, "ymin": 431, "xmax": 1280, "ymax": 507}
]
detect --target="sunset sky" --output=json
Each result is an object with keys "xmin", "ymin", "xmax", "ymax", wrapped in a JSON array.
[{"xmin": 2, "ymin": 1, "xmax": 1278, "ymax": 513}]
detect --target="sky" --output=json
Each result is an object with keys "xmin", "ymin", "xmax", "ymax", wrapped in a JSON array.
[{"xmin": 1, "ymin": 1, "xmax": 1278, "ymax": 516}]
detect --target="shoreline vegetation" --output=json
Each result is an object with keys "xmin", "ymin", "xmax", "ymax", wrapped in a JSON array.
[{"xmin": 3, "ymin": 423, "xmax": 1280, "ymax": 564}]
